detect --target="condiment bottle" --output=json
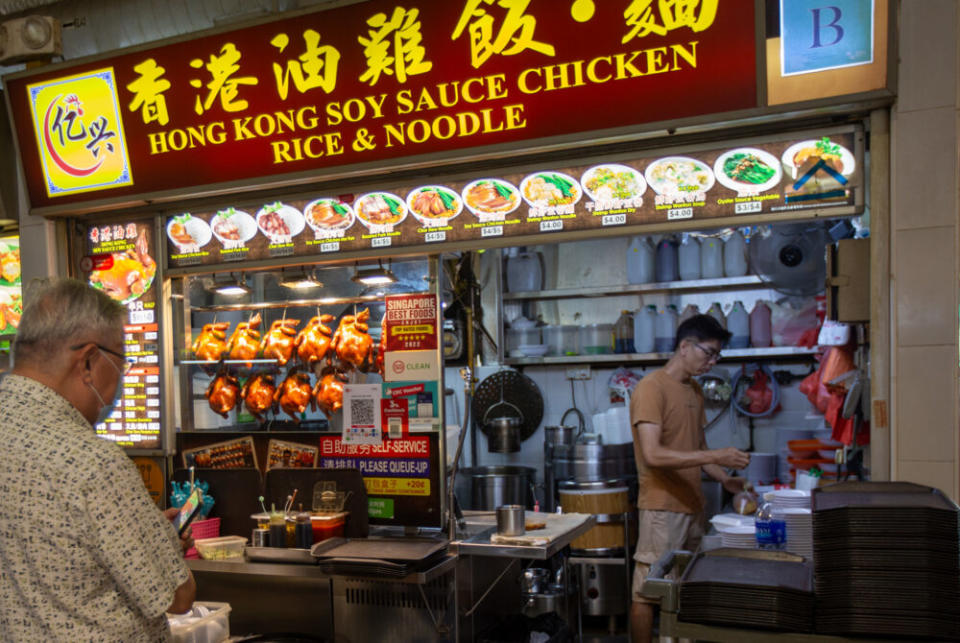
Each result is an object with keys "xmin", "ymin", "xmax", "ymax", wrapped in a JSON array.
[
  {"xmin": 727, "ymin": 301, "xmax": 750, "ymax": 348},
  {"xmin": 700, "ymin": 237, "xmax": 724, "ymax": 279},
  {"xmin": 723, "ymin": 229, "xmax": 749, "ymax": 277},
  {"xmin": 614, "ymin": 310, "xmax": 635, "ymax": 354},
  {"xmin": 706, "ymin": 302, "xmax": 727, "ymax": 329},
  {"xmin": 654, "ymin": 237, "xmax": 679, "ymax": 282},
  {"xmin": 633, "ymin": 305, "xmax": 656, "ymax": 354},
  {"xmin": 749, "ymin": 300, "xmax": 772, "ymax": 347},
  {"xmin": 268, "ymin": 505, "xmax": 286, "ymax": 549},
  {"xmin": 295, "ymin": 508, "xmax": 313, "ymax": 549},
  {"xmin": 654, "ymin": 305, "xmax": 678, "ymax": 353}
]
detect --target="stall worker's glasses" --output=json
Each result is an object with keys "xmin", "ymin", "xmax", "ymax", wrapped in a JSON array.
[
  {"xmin": 70, "ymin": 343, "xmax": 136, "ymax": 375},
  {"xmin": 693, "ymin": 343, "xmax": 722, "ymax": 362}
]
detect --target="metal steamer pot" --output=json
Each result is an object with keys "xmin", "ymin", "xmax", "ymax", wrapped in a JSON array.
[
  {"xmin": 484, "ymin": 416, "xmax": 522, "ymax": 453},
  {"xmin": 552, "ymin": 438, "xmax": 636, "ymax": 482},
  {"xmin": 461, "ymin": 465, "xmax": 537, "ymax": 510}
]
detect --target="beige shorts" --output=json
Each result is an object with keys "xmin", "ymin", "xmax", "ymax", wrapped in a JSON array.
[{"xmin": 631, "ymin": 509, "xmax": 704, "ymax": 603}]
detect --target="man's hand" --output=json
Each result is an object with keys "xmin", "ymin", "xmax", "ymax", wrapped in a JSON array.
[
  {"xmin": 163, "ymin": 507, "xmax": 194, "ymax": 554},
  {"xmin": 721, "ymin": 476, "xmax": 748, "ymax": 495},
  {"xmin": 712, "ymin": 447, "xmax": 750, "ymax": 469}
]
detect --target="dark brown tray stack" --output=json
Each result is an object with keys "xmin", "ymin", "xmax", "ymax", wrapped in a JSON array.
[
  {"xmin": 812, "ymin": 481, "xmax": 960, "ymax": 640},
  {"xmin": 678, "ymin": 548, "xmax": 814, "ymax": 632}
]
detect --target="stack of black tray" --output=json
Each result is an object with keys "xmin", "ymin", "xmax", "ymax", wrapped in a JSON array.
[
  {"xmin": 310, "ymin": 536, "xmax": 448, "ymax": 578},
  {"xmin": 678, "ymin": 548, "xmax": 814, "ymax": 632},
  {"xmin": 812, "ymin": 481, "xmax": 960, "ymax": 640}
]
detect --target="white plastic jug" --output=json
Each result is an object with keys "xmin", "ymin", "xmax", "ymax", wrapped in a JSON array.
[
  {"xmin": 706, "ymin": 302, "xmax": 727, "ymax": 329},
  {"xmin": 655, "ymin": 237, "xmax": 679, "ymax": 282},
  {"xmin": 723, "ymin": 229, "xmax": 749, "ymax": 277},
  {"xmin": 750, "ymin": 300, "xmax": 772, "ymax": 347},
  {"xmin": 654, "ymin": 305, "xmax": 678, "ymax": 353},
  {"xmin": 505, "ymin": 250, "xmax": 543, "ymax": 293},
  {"xmin": 626, "ymin": 236, "xmax": 655, "ymax": 284},
  {"xmin": 700, "ymin": 237, "xmax": 723, "ymax": 279},
  {"xmin": 727, "ymin": 300, "xmax": 750, "ymax": 349},
  {"xmin": 678, "ymin": 303, "xmax": 700, "ymax": 326},
  {"xmin": 678, "ymin": 234, "xmax": 701, "ymax": 281},
  {"xmin": 633, "ymin": 305, "xmax": 657, "ymax": 353}
]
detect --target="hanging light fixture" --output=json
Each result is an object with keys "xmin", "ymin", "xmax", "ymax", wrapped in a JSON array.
[
  {"xmin": 279, "ymin": 267, "xmax": 322, "ymax": 290},
  {"xmin": 351, "ymin": 259, "xmax": 397, "ymax": 286},
  {"xmin": 210, "ymin": 272, "xmax": 249, "ymax": 296}
]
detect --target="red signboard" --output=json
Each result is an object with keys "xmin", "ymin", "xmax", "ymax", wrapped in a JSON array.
[
  {"xmin": 4, "ymin": 0, "xmax": 756, "ymax": 211},
  {"xmin": 383, "ymin": 293, "xmax": 438, "ymax": 351}
]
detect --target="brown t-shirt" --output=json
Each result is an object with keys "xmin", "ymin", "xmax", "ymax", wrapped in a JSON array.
[{"xmin": 630, "ymin": 369, "xmax": 706, "ymax": 514}]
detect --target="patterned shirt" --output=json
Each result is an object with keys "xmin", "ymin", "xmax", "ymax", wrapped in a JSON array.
[{"xmin": 0, "ymin": 374, "xmax": 189, "ymax": 641}]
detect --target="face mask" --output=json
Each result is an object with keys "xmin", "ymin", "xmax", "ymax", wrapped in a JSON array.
[
  {"xmin": 89, "ymin": 380, "xmax": 122, "ymax": 426},
  {"xmin": 88, "ymin": 349, "xmax": 125, "ymax": 426}
]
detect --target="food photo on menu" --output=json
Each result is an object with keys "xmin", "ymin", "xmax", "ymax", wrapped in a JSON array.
[
  {"xmin": 580, "ymin": 163, "xmax": 647, "ymax": 206},
  {"xmin": 354, "ymin": 192, "xmax": 407, "ymax": 230},
  {"xmin": 407, "ymin": 185, "xmax": 463, "ymax": 225},
  {"xmin": 210, "ymin": 207, "xmax": 257, "ymax": 248},
  {"xmin": 644, "ymin": 156, "xmax": 716, "ymax": 196},
  {"xmin": 714, "ymin": 147, "xmax": 783, "ymax": 193},
  {"xmin": 256, "ymin": 202, "xmax": 305, "ymax": 245},
  {"xmin": 88, "ymin": 228, "xmax": 156, "ymax": 304},
  {"xmin": 167, "ymin": 213, "xmax": 212, "ymax": 255},
  {"xmin": 519, "ymin": 171, "xmax": 582, "ymax": 208},
  {"xmin": 462, "ymin": 178, "xmax": 520, "ymax": 219},
  {"xmin": 305, "ymin": 198, "xmax": 356, "ymax": 237}
]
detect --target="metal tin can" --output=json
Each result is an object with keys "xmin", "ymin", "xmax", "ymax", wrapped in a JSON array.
[{"xmin": 252, "ymin": 528, "xmax": 269, "ymax": 548}]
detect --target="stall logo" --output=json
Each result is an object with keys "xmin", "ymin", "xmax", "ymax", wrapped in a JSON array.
[{"xmin": 28, "ymin": 68, "xmax": 133, "ymax": 197}]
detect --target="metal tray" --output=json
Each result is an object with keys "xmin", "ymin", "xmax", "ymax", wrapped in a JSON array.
[
  {"xmin": 245, "ymin": 546, "xmax": 317, "ymax": 564},
  {"xmin": 310, "ymin": 536, "xmax": 447, "ymax": 563}
]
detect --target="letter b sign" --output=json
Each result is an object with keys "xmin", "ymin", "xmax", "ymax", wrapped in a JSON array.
[{"xmin": 780, "ymin": 0, "xmax": 873, "ymax": 76}]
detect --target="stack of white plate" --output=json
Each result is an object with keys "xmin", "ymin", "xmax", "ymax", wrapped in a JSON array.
[
  {"xmin": 782, "ymin": 508, "xmax": 814, "ymax": 561},
  {"xmin": 764, "ymin": 489, "xmax": 811, "ymax": 510},
  {"xmin": 718, "ymin": 524, "xmax": 757, "ymax": 549}
]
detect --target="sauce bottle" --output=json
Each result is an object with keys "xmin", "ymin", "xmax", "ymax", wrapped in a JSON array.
[{"xmin": 268, "ymin": 505, "xmax": 286, "ymax": 549}]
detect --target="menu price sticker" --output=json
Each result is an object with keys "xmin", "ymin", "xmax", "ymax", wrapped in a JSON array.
[
  {"xmin": 424, "ymin": 230, "xmax": 446, "ymax": 243},
  {"xmin": 735, "ymin": 201, "xmax": 763, "ymax": 214},
  {"xmin": 321, "ymin": 241, "xmax": 340, "ymax": 253},
  {"xmin": 540, "ymin": 219, "xmax": 563, "ymax": 232},
  {"xmin": 602, "ymin": 213, "xmax": 627, "ymax": 226},
  {"xmin": 481, "ymin": 225, "xmax": 503, "ymax": 237},
  {"xmin": 667, "ymin": 207, "xmax": 694, "ymax": 220},
  {"xmin": 371, "ymin": 236, "xmax": 392, "ymax": 248}
]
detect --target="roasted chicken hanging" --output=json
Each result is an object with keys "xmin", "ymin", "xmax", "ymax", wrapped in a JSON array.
[
  {"xmin": 274, "ymin": 367, "xmax": 313, "ymax": 423},
  {"xmin": 295, "ymin": 314, "xmax": 335, "ymax": 365},
  {"xmin": 192, "ymin": 322, "xmax": 231, "ymax": 361},
  {"xmin": 227, "ymin": 313, "xmax": 262, "ymax": 361},
  {"xmin": 332, "ymin": 308, "xmax": 374, "ymax": 371},
  {"xmin": 241, "ymin": 372, "xmax": 277, "ymax": 424},
  {"xmin": 206, "ymin": 370, "xmax": 241, "ymax": 419},
  {"xmin": 260, "ymin": 318, "xmax": 300, "ymax": 365},
  {"xmin": 313, "ymin": 368, "xmax": 348, "ymax": 418}
]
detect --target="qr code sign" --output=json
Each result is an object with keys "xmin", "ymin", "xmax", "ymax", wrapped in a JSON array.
[{"xmin": 350, "ymin": 398, "xmax": 375, "ymax": 425}]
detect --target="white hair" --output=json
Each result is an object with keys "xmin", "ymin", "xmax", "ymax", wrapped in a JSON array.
[{"xmin": 14, "ymin": 278, "xmax": 126, "ymax": 367}]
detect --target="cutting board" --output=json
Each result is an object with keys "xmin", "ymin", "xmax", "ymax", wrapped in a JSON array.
[{"xmin": 489, "ymin": 512, "xmax": 591, "ymax": 546}]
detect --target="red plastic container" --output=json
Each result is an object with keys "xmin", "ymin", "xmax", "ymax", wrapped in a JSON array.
[{"xmin": 310, "ymin": 512, "xmax": 347, "ymax": 544}]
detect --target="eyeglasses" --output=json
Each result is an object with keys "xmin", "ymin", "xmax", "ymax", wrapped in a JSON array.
[
  {"xmin": 693, "ymin": 343, "xmax": 722, "ymax": 362},
  {"xmin": 70, "ymin": 343, "xmax": 136, "ymax": 375}
]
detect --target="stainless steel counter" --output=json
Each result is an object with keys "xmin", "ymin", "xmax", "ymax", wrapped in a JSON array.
[
  {"xmin": 450, "ymin": 513, "xmax": 596, "ymax": 560},
  {"xmin": 187, "ymin": 554, "xmax": 457, "ymax": 584}
]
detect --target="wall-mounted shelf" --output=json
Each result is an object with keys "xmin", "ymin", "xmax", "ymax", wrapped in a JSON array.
[
  {"xmin": 503, "ymin": 345, "xmax": 818, "ymax": 366},
  {"xmin": 502, "ymin": 275, "xmax": 770, "ymax": 301}
]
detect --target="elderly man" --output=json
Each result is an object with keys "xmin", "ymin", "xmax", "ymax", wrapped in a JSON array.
[{"xmin": 0, "ymin": 279, "xmax": 194, "ymax": 640}]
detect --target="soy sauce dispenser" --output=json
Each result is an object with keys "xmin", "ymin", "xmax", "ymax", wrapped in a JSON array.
[{"xmin": 295, "ymin": 505, "xmax": 313, "ymax": 549}]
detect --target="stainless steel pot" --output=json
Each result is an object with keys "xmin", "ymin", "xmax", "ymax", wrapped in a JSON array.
[
  {"xmin": 461, "ymin": 465, "xmax": 536, "ymax": 510},
  {"xmin": 553, "ymin": 442, "xmax": 636, "ymax": 482},
  {"xmin": 485, "ymin": 416, "xmax": 522, "ymax": 453},
  {"xmin": 543, "ymin": 425, "xmax": 578, "ymax": 447}
]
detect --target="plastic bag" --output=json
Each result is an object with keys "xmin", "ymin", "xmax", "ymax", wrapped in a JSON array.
[
  {"xmin": 769, "ymin": 298, "xmax": 819, "ymax": 347},
  {"xmin": 608, "ymin": 367, "xmax": 641, "ymax": 403}
]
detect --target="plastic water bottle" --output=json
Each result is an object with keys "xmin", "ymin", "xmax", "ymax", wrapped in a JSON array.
[
  {"xmin": 678, "ymin": 303, "xmax": 700, "ymax": 326},
  {"xmin": 723, "ymin": 229, "xmax": 749, "ymax": 277},
  {"xmin": 633, "ymin": 305, "xmax": 656, "ymax": 353},
  {"xmin": 700, "ymin": 237, "xmax": 723, "ymax": 279},
  {"xmin": 749, "ymin": 300, "xmax": 772, "ymax": 348},
  {"xmin": 626, "ymin": 237, "xmax": 655, "ymax": 284},
  {"xmin": 727, "ymin": 300, "xmax": 750, "ymax": 349},
  {"xmin": 654, "ymin": 237, "xmax": 679, "ymax": 282},
  {"xmin": 678, "ymin": 234, "xmax": 701, "ymax": 281},
  {"xmin": 755, "ymin": 502, "xmax": 786, "ymax": 550},
  {"xmin": 706, "ymin": 302, "xmax": 727, "ymax": 329},
  {"xmin": 505, "ymin": 249, "xmax": 543, "ymax": 292},
  {"xmin": 614, "ymin": 310, "xmax": 635, "ymax": 354},
  {"xmin": 654, "ymin": 305, "xmax": 678, "ymax": 353}
]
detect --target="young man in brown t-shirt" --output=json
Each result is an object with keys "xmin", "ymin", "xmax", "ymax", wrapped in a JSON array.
[{"xmin": 629, "ymin": 314, "xmax": 750, "ymax": 643}]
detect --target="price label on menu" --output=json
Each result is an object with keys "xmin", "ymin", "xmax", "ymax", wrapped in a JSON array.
[
  {"xmin": 735, "ymin": 201, "xmax": 762, "ymax": 214},
  {"xmin": 540, "ymin": 219, "xmax": 563, "ymax": 232},
  {"xmin": 321, "ymin": 241, "xmax": 340, "ymax": 253},
  {"xmin": 481, "ymin": 225, "xmax": 503, "ymax": 237},
  {"xmin": 372, "ymin": 237, "xmax": 392, "ymax": 248},
  {"xmin": 667, "ymin": 207, "xmax": 694, "ymax": 220},
  {"xmin": 602, "ymin": 213, "xmax": 627, "ymax": 226},
  {"xmin": 424, "ymin": 231, "xmax": 446, "ymax": 243}
]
